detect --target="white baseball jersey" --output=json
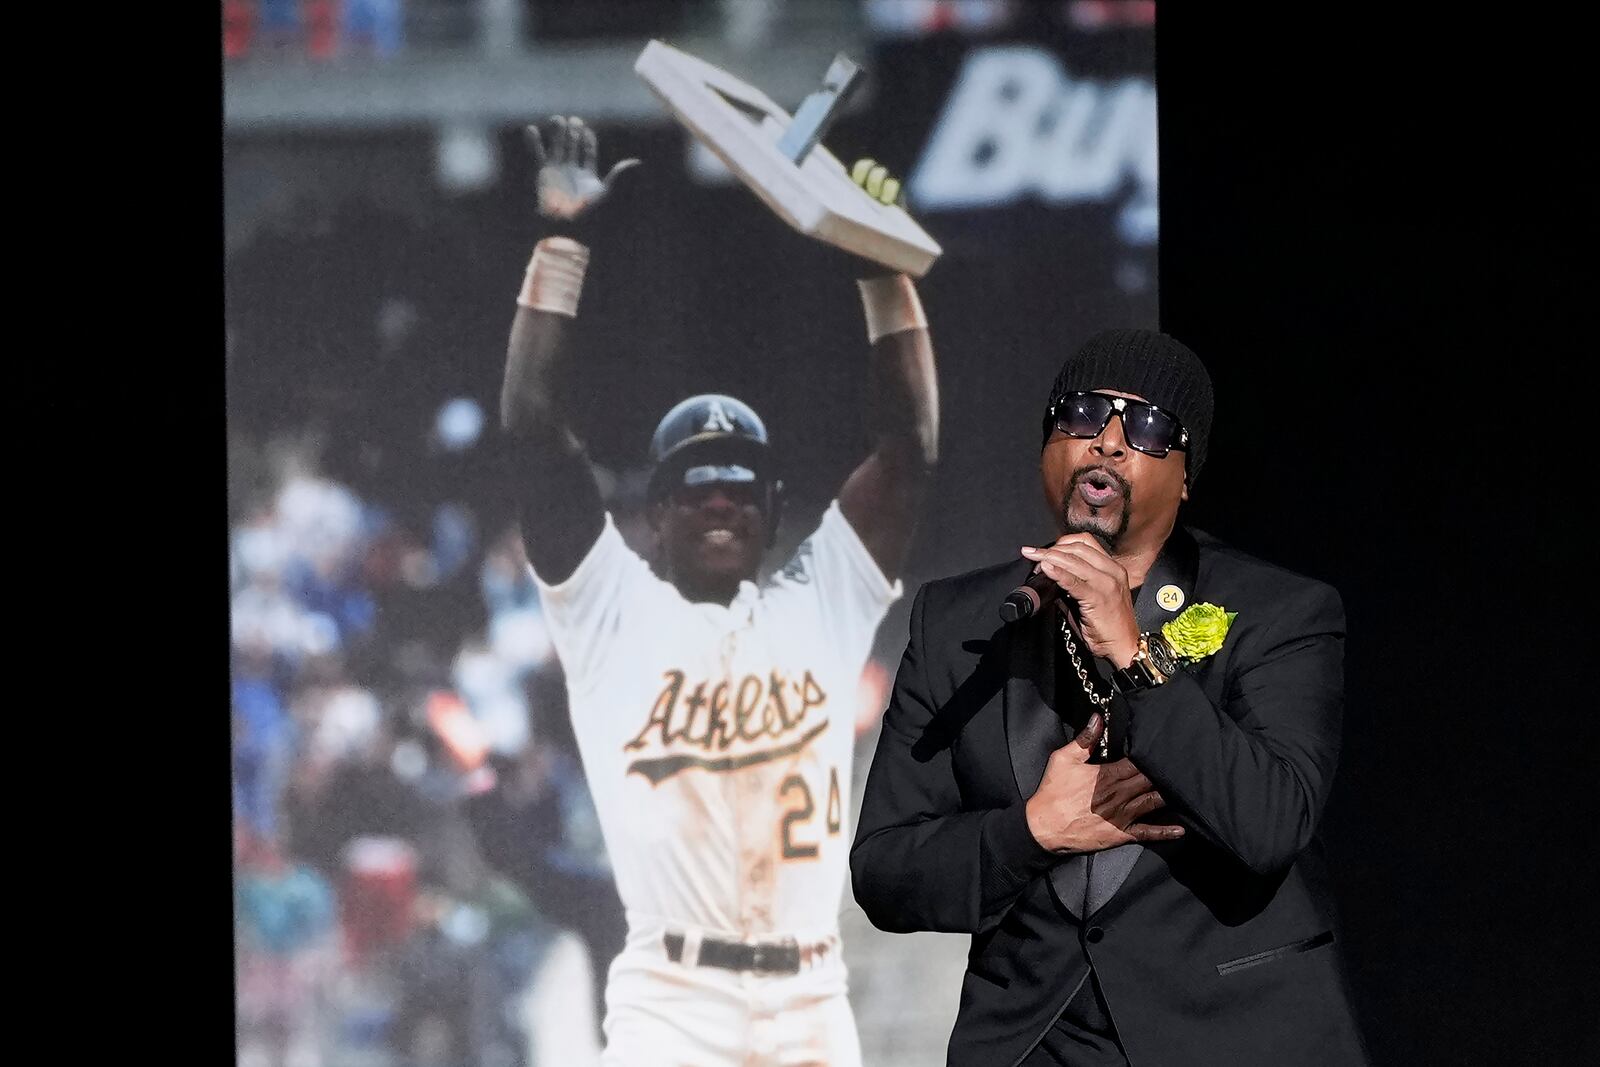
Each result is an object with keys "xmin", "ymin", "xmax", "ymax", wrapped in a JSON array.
[{"xmin": 531, "ymin": 501, "xmax": 900, "ymax": 942}]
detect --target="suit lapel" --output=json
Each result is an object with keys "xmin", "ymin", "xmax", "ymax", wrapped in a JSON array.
[
  {"xmin": 1084, "ymin": 526, "xmax": 1202, "ymax": 916},
  {"xmin": 1003, "ymin": 605, "xmax": 1060, "ymax": 804},
  {"xmin": 1001, "ymin": 600, "xmax": 1089, "ymax": 920}
]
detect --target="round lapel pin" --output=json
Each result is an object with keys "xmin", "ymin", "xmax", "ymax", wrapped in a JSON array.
[{"xmin": 1157, "ymin": 585, "xmax": 1185, "ymax": 612}]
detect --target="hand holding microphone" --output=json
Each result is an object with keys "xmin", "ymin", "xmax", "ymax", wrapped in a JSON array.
[{"xmin": 1001, "ymin": 535, "xmax": 1143, "ymax": 668}]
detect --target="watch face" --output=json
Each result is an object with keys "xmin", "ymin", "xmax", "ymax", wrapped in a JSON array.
[{"xmin": 1147, "ymin": 633, "xmax": 1180, "ymax": 675}]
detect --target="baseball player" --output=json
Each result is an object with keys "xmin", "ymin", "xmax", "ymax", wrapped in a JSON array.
[{"xmin": 494, "ymin": 115, "xmax": 939, "ymax": 1066}]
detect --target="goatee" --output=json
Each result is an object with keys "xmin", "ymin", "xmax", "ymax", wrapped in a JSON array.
[
  {"xmin": 1063, "ymin": 464, "xmax": 1133, "ymax": 552},
  {"xmin": 1063, "ymin": 519, "xmax": 1121, "ymax": 554}
]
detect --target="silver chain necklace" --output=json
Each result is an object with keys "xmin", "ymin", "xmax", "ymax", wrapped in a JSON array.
[{"xmin": 1059, "ymin": 612, "xmax": 1113, "ymax": 759}]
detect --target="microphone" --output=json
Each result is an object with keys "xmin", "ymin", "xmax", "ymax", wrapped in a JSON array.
[{"xmin": 999, "ymin": 556, "xmax": 1065, "ymax": 623}]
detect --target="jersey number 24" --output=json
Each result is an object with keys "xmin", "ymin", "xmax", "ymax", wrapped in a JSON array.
[{"xmin": 779, "ymin": 767, "xmax": 842, "ymax": 860}]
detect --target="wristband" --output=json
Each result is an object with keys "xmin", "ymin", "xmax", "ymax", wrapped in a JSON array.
[
  {"xmin": 516, "ymin": 236, "xmax": 591, "ymax": 316},
  {"xmin": 857, "ymin": 273, "xmax": 927, "ymax": 343}
]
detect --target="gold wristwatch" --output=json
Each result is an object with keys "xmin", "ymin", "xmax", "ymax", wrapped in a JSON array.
[{"xmin": 1111, "ymin": 631, "xmax": 1180, "ymax": 694}]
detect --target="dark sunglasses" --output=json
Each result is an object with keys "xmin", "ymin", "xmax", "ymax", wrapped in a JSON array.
[{"xmin": 1048, "ymin": 391, "xmax": 1189, "ymax": 457}]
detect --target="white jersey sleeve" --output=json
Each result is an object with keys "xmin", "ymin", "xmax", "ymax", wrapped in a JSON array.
[
  {"xmin": 528, "ymin": 513, "xmax": 657, "ymax": 692},
  {"xmin": 772, "ymin": 500, "xmax": 903, "ymax": 665}
]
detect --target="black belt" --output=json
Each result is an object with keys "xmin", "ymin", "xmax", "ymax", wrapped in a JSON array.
[{"xmin": 662, "ymin": 932, "xmax": 802, "ymax": 975}]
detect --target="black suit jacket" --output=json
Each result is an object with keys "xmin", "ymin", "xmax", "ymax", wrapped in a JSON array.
[{"xmin": 851, "ymin": 527, "xmax": 1370, "ymax": 1066}]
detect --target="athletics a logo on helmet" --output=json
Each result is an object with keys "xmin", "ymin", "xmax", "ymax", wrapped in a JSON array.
[
  {"xmin": 649, "ymin": 394, "xmax": 771, "ymax": 468},
  {"xmin": 647, "ymin": 394, "xmax": 779, "ymax": 508},
  {"xmin": 701, "ymin": 399, "xmax": 736, "ymax": 434}
]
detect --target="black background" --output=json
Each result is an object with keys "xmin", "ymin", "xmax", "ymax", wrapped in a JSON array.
[{"xmin": 1158, "ymin": 7, "xmax": 1591, "ymax": 1065}]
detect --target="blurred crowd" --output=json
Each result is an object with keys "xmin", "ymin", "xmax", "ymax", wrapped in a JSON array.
[
  {"xmin": 231, "ymin": 419, "xmax": 629, "ymax": 1067},
  {"xmin": 224, "ymin": 186, "xmax": 656, "ymax": 1061},
  {"xmin": 221, "ymin": 0, "xmax": 741, "ymax": 60},
  {"xmin": 225, "ymin": 0, "xmax": 408, "ymax": 59},
  {"xmin": 222, "ymin": 0, "xmax": 1153, "ymax": 61}
]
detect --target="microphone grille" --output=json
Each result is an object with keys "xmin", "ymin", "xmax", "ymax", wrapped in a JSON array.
[{"xmin": 999, "ymin": 587, "xmax": 1039, "ymax": 623}]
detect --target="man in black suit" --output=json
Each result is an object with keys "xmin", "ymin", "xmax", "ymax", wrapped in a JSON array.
[{"xmin": 851, "ymin": 329, "xmax": 1369, "ymax": 1066}]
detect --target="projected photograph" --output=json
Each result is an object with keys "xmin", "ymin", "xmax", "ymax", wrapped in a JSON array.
[{"xmin": 227, "ymin": 3, "xmax": 1157, "ymax": 1065}]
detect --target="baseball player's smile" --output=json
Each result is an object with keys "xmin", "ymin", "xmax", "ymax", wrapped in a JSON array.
[{"xmin": 689, "ymin": 515, "xmax": 757, "ymax": 569}]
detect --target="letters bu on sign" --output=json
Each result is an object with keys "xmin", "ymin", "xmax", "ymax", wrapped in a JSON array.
[{"xmin": 909, "ymin": 46, "xmax": 1158, "ymax": 245}]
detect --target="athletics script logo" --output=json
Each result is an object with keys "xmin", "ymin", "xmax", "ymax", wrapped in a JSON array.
[{"xmin": 625, "ymin": 668, "xmax": 828, "ymax": 785}]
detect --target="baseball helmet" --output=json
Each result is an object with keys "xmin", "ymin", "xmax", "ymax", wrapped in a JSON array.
[{"xmin": 646, "ymin": 394, "xmax": 784, "ymax": 534}]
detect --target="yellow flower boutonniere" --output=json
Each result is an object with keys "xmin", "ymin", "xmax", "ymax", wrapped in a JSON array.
[{"xmin": 1161, "ymin": 602, "xmax": 1237, "ymax": 662}]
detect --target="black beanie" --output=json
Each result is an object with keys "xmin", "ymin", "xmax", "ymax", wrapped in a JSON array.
[{"xmin": 1042, "ymin": 328, "xmax": 1215, "ymax": 486}]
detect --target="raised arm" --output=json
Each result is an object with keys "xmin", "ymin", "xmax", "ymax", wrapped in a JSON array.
[
  {"xmin": 499, "ymin": 116, "xmax": 639, "ymax": 582},
  {"xmin": 836, "ymin": 163, "xmax": 940, "ymax": 583}
]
